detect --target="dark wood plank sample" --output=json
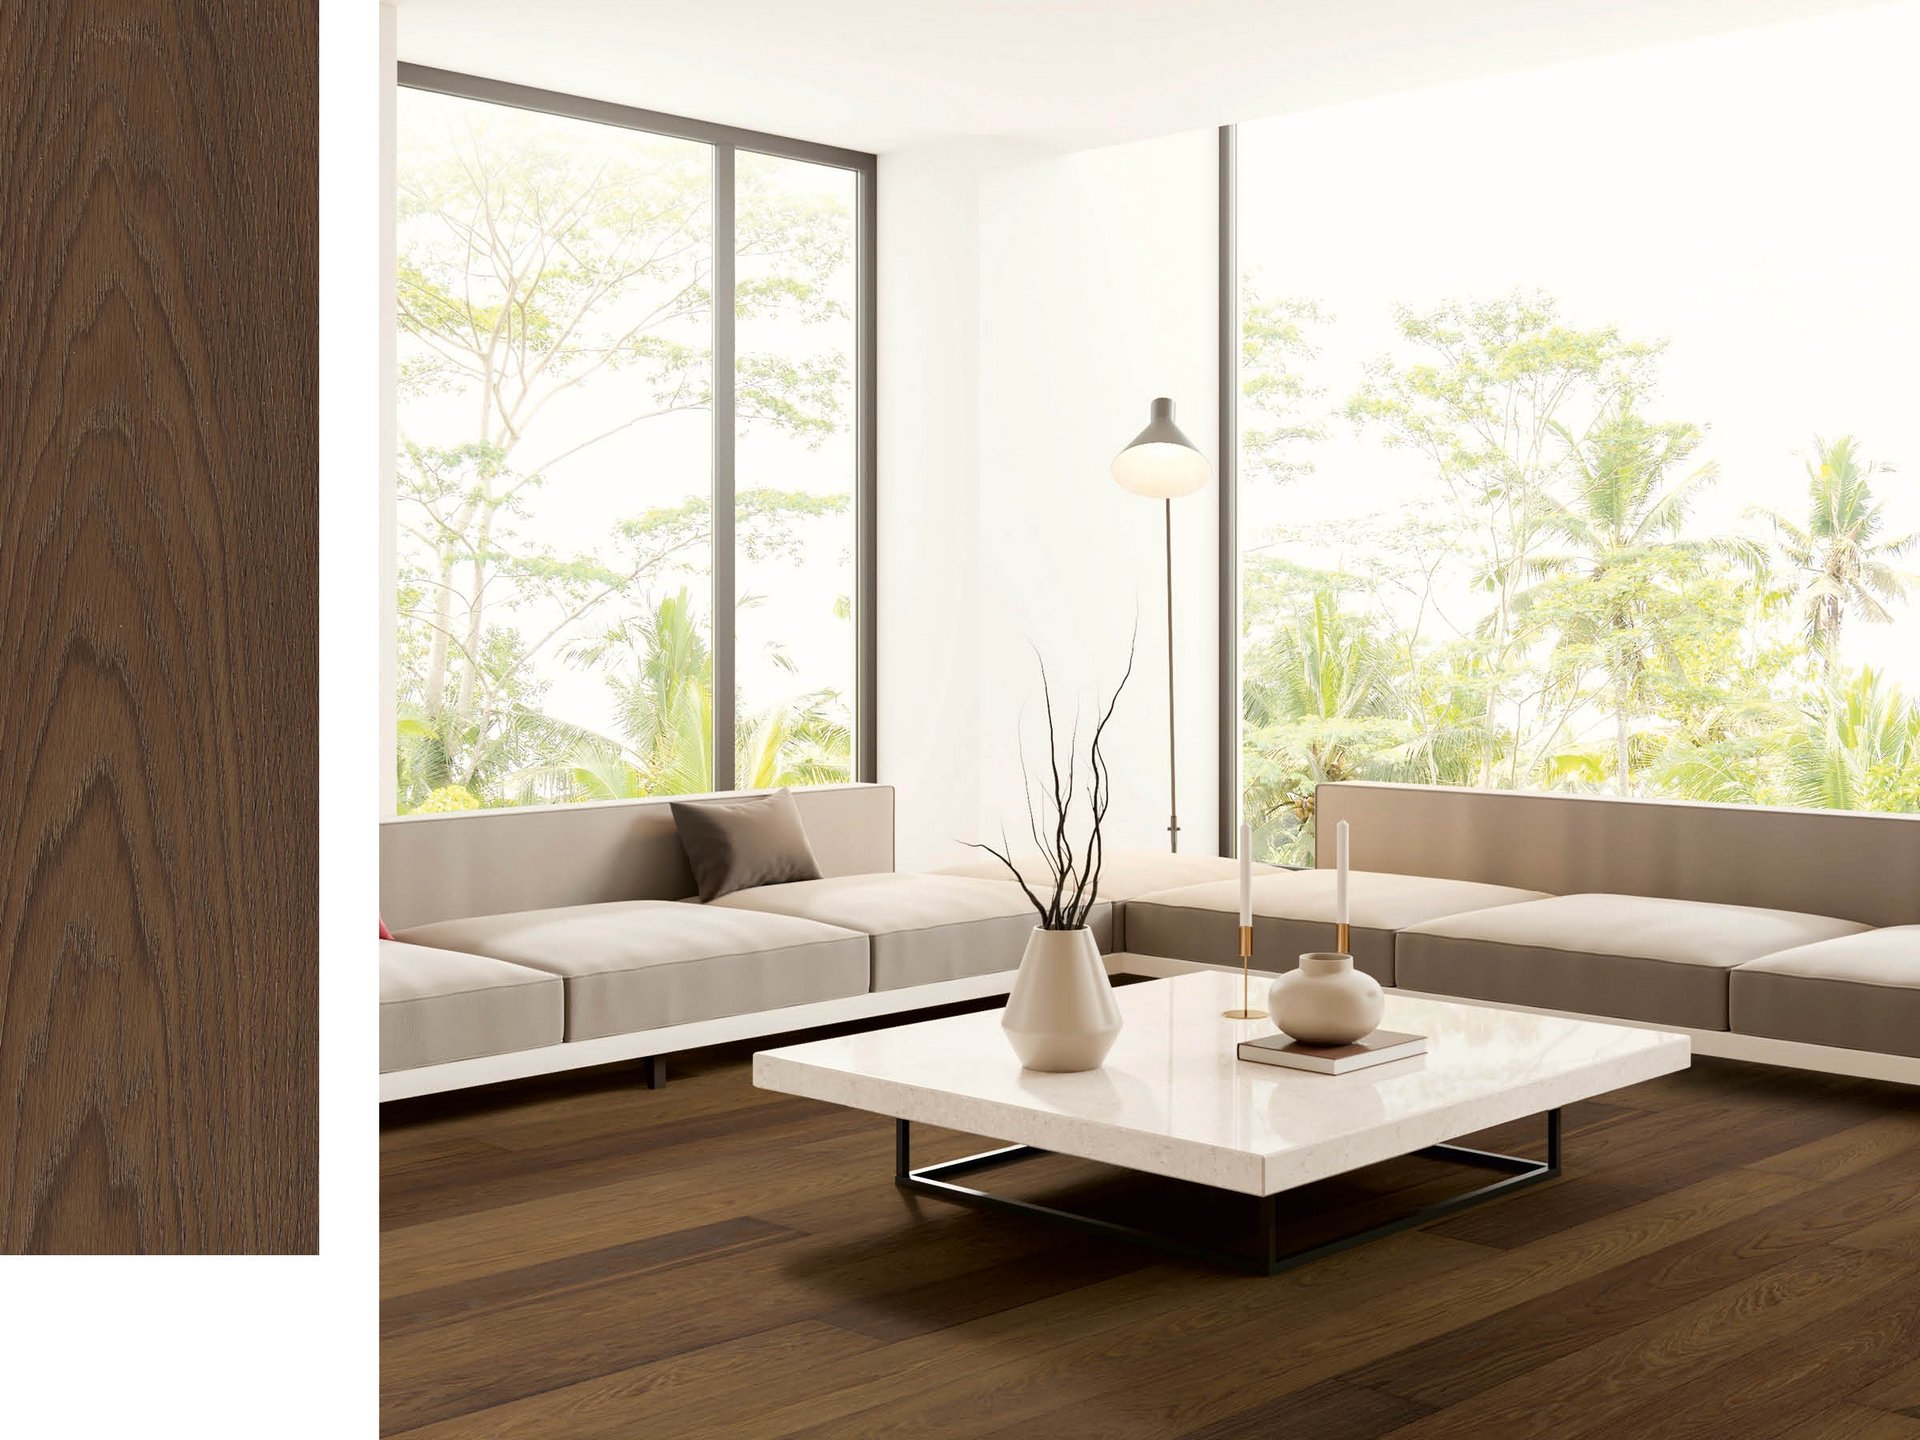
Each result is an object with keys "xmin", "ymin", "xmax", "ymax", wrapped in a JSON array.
[
  {"xmin": 0, "ymin": 0, "xmax": 317, "ymax": 1252},
  {"xmin": 381, "ymin": 1037, "xmax": 1920, "ymax": 1439}
]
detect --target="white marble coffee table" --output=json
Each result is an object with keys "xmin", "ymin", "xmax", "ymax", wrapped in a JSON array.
[{"xmin": 754, "ymin": 969, "xmax": 1690, "ymax": 1273}]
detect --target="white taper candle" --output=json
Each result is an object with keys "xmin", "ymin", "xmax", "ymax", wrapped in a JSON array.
[
  {"xmin": 1238, "ymin": 821, "xmax": 1252, "ymax": 928},
  {"xmin": 1335, "ymin": 819, "xmax": 1350, "ymax": 927}
]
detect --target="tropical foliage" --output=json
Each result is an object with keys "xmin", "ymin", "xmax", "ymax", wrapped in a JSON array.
[
  {"xmin": 393, "ymin": 95, "xmax": 854, "ymax": 812},
  {"xmin": 1241, "ymin": 287, "xmax": 1917, "ymax": 862}
]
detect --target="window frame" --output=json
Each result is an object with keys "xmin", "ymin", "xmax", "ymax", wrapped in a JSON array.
[
  {"xmin": 1215, "ymin": 123, "xmax": 1239, "ymax": 858},
  {"xmin": 390, "ymin": 64, "xmax": 878, "ymax": 804}
]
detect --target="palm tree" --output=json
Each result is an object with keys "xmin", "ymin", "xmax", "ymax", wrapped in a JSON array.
[
  {"xmin": 1517, "ymin": 403, "xmax": 1758, "ymax": 793},
  {"xmin": 1755, "ymin": 436, "xmax": 1913, "ymax": 679},
  {"xmin": 1241, "ymin": 585, "xmax": 1405, "ymax": 861},
  {"xmin": 738, "ymin": 695, "xmax": 854, "ymax": 788},
  {"xmin": 1785, "ymin": 668, "xmax": 1920, "ymax": 812},
  {"xmin": 537, "ymin": 587, "xmax": 853, "ymax": 800}
]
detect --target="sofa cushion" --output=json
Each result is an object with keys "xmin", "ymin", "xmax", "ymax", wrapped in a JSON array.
[
  {"xmin": 1397, "ymin": 894, "xmax": 1870, "ymax": 1030},
  {"xmin": 671, "ymin": 788, "xmax": 822, "ymax": 901},
  {"xmin": 1123, "ymin": 870, "xmax": 1548, "ymax": 985},
  {"xmin": 380, "ymin": 939, "xmax": 563, "ymax": 1072},
  {"xmin": 711, "ymin": 873, "xmax": 1112, "ymax": 990},
  {"xmin": 936, "ymin": 850, "xmax": 1282, "ymax": 949},
  {"xmin": 1731, "ymin": 927, "xmax": 1920, "ymax": 1058},
  {"xmin": 395, "ymin": 901, "xmax": 869, "ymax": 1041},
  {"xmin": 935, "ymin": 850, "xmax": 1281, "ymax": 900}
]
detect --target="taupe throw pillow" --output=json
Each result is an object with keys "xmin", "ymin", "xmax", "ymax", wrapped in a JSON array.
[{"xmin": 671, "ymin": 789, "xmax": 824, "ymax": 902}]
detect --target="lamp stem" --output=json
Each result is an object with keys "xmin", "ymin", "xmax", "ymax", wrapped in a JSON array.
[{"xmin": 1164, "ymin": 497, "xmax": 1179, "ymax": 853}]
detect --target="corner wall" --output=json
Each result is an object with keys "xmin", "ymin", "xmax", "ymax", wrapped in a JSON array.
[{"xmin": 878, "ymin": 129, "xmax": 1220, "ymax": 870}]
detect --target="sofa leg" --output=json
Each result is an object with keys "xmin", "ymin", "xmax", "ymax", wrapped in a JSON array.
[{"xmin": 642, "ymin": 1056, "xmax": 666, "ymax": 1090}]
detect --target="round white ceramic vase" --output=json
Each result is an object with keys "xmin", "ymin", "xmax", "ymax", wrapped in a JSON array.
[
  {"xmin": 1001, "ymin": 927, "xmax": 1123, "ymax": 1072},
  {"xmin": 1267, "ymin": 952, "xmax": 1383, "ymax": 1045}
]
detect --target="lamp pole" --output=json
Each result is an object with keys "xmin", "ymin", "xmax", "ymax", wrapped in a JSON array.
[
  {"xmin": 1163, "ymin": 497, "xmax": 1179, "ymax": 852},
  {"xmin": 1111, "ymin": 397, "xmax": 1211, "ymax": 857}
]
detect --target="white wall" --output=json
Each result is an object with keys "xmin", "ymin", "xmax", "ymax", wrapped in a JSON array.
[
  {"xmin": 875, "ymin": 141, "xmax": 1003, "ymax": 872},
  {"xmin": 878, "ymin": 129, "xmax": 1220, "ymax": 869}
]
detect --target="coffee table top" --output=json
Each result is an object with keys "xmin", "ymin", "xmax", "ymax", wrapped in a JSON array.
[{"xmin": 754, "ymin": 970, "xmax": 1690, "ymax": 1195}]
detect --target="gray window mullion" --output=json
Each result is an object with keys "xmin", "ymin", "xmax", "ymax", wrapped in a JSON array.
[{"xmin": 712, "ymin": 145, "xmax": 737, "ymax": 792}]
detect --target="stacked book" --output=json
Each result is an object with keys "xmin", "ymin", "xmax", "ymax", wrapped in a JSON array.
[{"xmin": 1236, "ymin": 1030, "xmax": 1427, "ymax": 1074}]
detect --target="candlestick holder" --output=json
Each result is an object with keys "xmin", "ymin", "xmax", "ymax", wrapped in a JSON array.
[
  {"xmin": 1223, "ymin": 924, "xmax": 1262, "ymax": 1019},
  {"xmin": 1335, "ymin": 921, "xmax": 1350, "ymax": 955}
]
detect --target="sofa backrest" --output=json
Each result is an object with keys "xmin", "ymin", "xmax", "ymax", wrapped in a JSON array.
[
  {"xmin": 1315, "ymin": 782, "xmax": 1920, "ymax": 929},
  {"xmin": 380, "ymin": 784, "xmax": 896, "ymax": 931}
]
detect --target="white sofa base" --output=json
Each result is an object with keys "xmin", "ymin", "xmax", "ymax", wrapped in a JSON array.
[
  {"xmin": 385, "ymin": 948, "xmax": 1920, "ymax": 1099},
  {"xmin": 381, "ymin": 963, "xmax": 1061, "ymax": 1101},
  {"xmin": 1113, "ymin": 950, "xmax": 1920, "ymax": 1087}
]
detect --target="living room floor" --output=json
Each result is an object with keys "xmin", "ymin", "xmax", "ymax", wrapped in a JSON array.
[{"xmin": 381, "ymin": 1003, "xmax": 1920, "ymax": 1440}]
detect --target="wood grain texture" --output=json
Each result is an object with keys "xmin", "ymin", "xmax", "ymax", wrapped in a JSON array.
[
  {"xmin": 0, "ymin": 0, "xmax": 317, "ymax": 1252},
  {"xmin": 381, "ymin": 1030, "xmax": 1920, "ymax": 1439}
]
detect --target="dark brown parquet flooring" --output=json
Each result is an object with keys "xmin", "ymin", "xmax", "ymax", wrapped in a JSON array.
[
  {"xmin": 382, "ymin": 999, "xmax": 1920, "ymax": 1438},
  {"xmin": 0, "ymin": 0, "xmax": 318, "ymax": 1252}
]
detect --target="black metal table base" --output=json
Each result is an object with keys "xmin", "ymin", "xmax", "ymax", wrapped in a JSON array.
[{"xmin": 894, "ymin": 1109, "xmax": 1562, "ymax": 1276}]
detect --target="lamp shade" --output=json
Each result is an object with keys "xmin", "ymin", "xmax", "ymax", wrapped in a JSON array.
[{"xmin": 1111, "ymin": 397, "xmax": 1211, "ymax": 498}]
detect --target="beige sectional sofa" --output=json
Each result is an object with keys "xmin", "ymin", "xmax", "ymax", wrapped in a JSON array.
[
  {"xmin": 1394, "ymin": 894, "xmax": 1869, "ymax": 1032},
  {"xmin": 378, "ymin": 785, "xmax": 1233, "ymax": 1100},
  {"xmin": 396, "ymin": 900, "xmax": 872, "ymax": 1041},
  {"xmin": 1120, "ymin": 869, "xmax": 1549, "ymax": 985},
  {"xmin": 1135, "ymin": 783, "xmax": 1915, "ymax": 1080},
  {"xmin": 380, "ymin": 780, "xmax": 1919, "ymax": 1100},
  {"xmin": 378, "ymin": 941, "xmax": 563, "ymax": 1073},
  {"xmin": 710, "ymin": 872, "xmax": 1114, "ymax": 990}
]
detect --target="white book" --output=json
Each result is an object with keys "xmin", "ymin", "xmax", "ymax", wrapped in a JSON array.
[{"xmin": 1236, "ymin": 1029, "xmax": 1428, "ymax": 1075}]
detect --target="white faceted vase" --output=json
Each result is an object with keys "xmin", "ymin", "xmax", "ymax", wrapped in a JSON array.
[
  {"xmin": 1267, "ymin": 952, "xmax": 1383, "ymax": 1045},
  {"xmin": 1001, "ymin": 927, "xmax": 1122, "ymax": 1072}
]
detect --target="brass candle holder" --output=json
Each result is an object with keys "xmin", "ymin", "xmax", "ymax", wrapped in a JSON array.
[
  {"xmin": 1223, "ymin": 924, "xmax": 1262, "ymax": 1019},
  {"xmin": 1336, "ymin": 921, "xmax": 1351, "ymax": 955}
]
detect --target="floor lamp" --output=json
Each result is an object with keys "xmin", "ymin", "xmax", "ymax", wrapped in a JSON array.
[{"xmin": 1112, "ymin": 397, "xmax": 1213, "ymax": 853}]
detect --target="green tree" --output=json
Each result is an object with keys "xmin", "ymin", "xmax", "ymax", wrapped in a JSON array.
[
  {"xmin": 1240, "ymin": 284, "xmax": 1328, "ymax": 487},
  {"xmin": 1515, "ymin": 402, "xmax": 1759, "ymax": 792},
  {"xmin": 1241, "ymin": 567, "xmax": 1407, "ymax": 862},
  {"xmin": 395, "ymin": 104, "xmax": 850, "ymax": 809},
  {"xmin": 1348, "ymin": 293, "xmax": 1660, "ymax": 786},
  {"xmin": 1785, "ymin": 668, "xmax": 1920, "ymax": 811},
  {"xmin": 1754, "ymin": 436, "xmax": 1913, "ymax": 680},
  {"xmin": 539, "ymin": 587, "xmax": 852, "ymax": 801}
]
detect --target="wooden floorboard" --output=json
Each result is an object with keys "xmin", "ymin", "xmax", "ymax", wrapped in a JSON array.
[
  {"xmin": 383, "ymin": 1042, "xmax": 1920, "ymax": 1438},
  {"xmin": 0, "ymin": 0, "xmax": 318, "ymax": 1253}
]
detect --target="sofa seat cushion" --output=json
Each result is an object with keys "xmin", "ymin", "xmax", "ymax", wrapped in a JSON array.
[
  {"xmin": 1397, "ymin": 894, "xmax": 1871, "ymax": 1030},
  {"xmin": 1731, "ymin": 927, "xmax": 1920, "ymax": 1058},
  {"xmin": 935, "ymin": 850, "xmax": 1282, "ymax": 901},
  {"xmin": 711, "ymin": 873, "xmax": 1111, "ymax": 991},
  {"xmin": 395, "ymin": 901, "xmax": 869, "ymax": 1041},
  {"xmin": 380, "ymin": 940, "xmax": 564, "ymax": 1072},
  {"xmin": 1123, "ymin": 870, "xmax": 1548, "ymax": 985},
  {"xmin": 935, "ymin": 850, "xmax": 1281, "ymax": 950}
]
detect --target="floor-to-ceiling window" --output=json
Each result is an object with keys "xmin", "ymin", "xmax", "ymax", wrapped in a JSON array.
[
  {"xmin": 390, "ymin": 71, "xmax": 873, "ymax": 814},
  {"xmin": 1229, "ymin": 4, "xmax": 1920, "ymax": 863}
]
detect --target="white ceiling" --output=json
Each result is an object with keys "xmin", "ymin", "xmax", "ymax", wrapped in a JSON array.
[{"xmin": 395, "ymin": 0, "xmax": 1885, "ymax": 154}]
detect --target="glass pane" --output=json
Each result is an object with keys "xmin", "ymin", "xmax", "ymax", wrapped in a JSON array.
[
  {"xmin": 732, "ymin": 150, "xmax": 858, "ymax": 788},
  {"xmin": 394, "ymin": 90, "xmax": 715, "ymax": 812},
  {"xmin": 1237, "ymin": 6, "xmax": 1920, "ymax": 863}
]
